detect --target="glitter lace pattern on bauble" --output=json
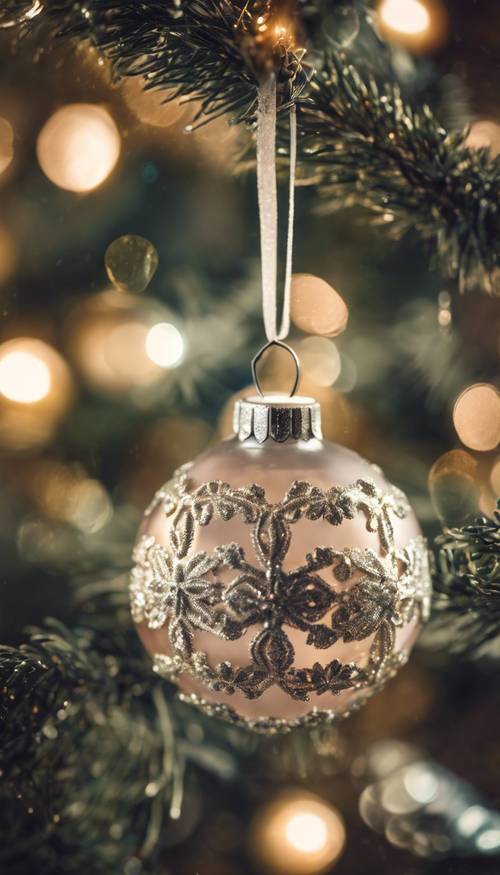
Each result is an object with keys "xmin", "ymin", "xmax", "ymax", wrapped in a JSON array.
[{"xmin": 130, "ymin": 464, "xmax": 432, "ymax": 733}]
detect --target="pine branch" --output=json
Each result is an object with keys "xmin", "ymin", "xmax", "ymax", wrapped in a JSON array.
[
  {"xmin": 1, "ymin": 0, "xmax": 308, "ymax": 123},
  {"xmin": 431, "ymin": 504, "xmax": 500, "ymax": 658},
  {"xmin": 0, "ymin": 619, "xmax": 180, "ymax": 873},
  {"xmin": 3, "ymin": 0, "xmax": 499, "ymax": 294},
  {"xmin": 297, "ymin": 55, "xmax": 500, "ymax": 295}
]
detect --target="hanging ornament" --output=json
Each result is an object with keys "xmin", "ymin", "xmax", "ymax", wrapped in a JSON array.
[{"xmin": 130, "ymin": 75, "xmax": 431, "ymax": 734}]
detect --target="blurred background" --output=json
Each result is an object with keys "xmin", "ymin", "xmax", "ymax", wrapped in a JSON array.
[{"xmin": 0, "ymin": 0, "xmax": 499, "ymax": 873}]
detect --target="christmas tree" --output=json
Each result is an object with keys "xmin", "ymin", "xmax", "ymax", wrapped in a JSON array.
[{"xmin": 0, "ymin": 2, "xmax": 499, "ymax": 873}]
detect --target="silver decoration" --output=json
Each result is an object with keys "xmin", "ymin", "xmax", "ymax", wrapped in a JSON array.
[
  {"xmin": 253, "ymin": 403, "xmax": 270, "ymax": 444},
  {"xmin": 233, "ymin": 397, "xmax": 322, "ymax": 443},
  {"xmin": 354, "ymin": 740, "xmax": 500, "ymax": 859},
  {"xmin": 130, "ymin": 465, "xmax": 431, "ymax": 734}
]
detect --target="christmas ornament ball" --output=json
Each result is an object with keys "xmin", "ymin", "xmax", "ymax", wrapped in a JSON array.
[{"xmin": 131, "ymin": 395, "xmax": 431, "ymax": 733}]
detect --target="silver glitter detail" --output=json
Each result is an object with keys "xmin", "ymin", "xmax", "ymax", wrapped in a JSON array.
[
  {"xmin": 174, "ymin": 650, "xmax": 410, "ymax": 735},
  {"xmin": 237, "ymin": 401, "xmax": 253, "ymax": 441},
  {"xmin": 131, "ymin": 466, "xmax": 431, "ymax": 732},
  {"xmin": 253, "ymin": 404, "xmax": 269, "ymax": 444},
  {"xmin": 233, "ymin": 397, "xmax": 322, "ymax": 444}
]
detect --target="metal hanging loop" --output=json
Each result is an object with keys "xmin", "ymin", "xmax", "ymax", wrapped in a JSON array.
[{"xmin": 251, "ymin": 339, "xmax": 301, "ymax": 398}]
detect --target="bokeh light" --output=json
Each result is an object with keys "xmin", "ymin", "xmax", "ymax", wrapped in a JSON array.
[
  {"xmin": 122, "ymin": 76, "xmax": 186, "ymax": 128},
  {"xmin": 37, "ymin": 104, "xmax": 121, "ymax": 193},
  {"xmin": 285, "ymin": 812, "xmax": 328, "ymax": 854},
  {"xmin": 428, "ymin": 449, "xmax": 480, "ymax": 523},
  {"xmin": 437, "ymin": 290, "xmax": 452, "ymax": 329},
  {"xmin": 0, "ymin": 348, "xmax": 51, "ymax": 403},
  {"xmin": 379, "ymin": 0, "xmax": 430, "ymax": 35},
  {"xmin": 466, "ymin": 120, "xmax": 500, "ymax": 159},
  {"xmin": 67, "ymin": 290, "xmax": 184, "ymax": 397},
  {"xmin": 291, "ymin": 274, "xmax": 349, "ymax": 337},
  {"xmin": 16, "ymin": 459, "xmax": 112, "ymax": 533},
  {"xmin": 0, "ymin": 117, "xmax": 14, "ymax": 175},
  {"xmin": 64, "ymin": 477, "xmax": 112, "ymax": 533},
  {"xmin": 377, "ymin": 0, "xmax": 447, "ymax": 52},
  {"xmin": 146, "ymin": 322, "xmax": 185, "ymax": 368},
  {"xmin": 299, "ymin": 337, "xmax": 341, "ymax": 387},
  {"xmin": 453, "ymin": 383, "xmax": 500, "ymax": 452},
  {"xmin": 105, "ymin": 235, "xmax": 159, "ymax": 294},
  {"xmin": 0, "ymin": 338, "xmax": 73, "ymax": 449},
  {"xmin": 251, "ymin": 791, "xmax": 346, "ymax": 874}
]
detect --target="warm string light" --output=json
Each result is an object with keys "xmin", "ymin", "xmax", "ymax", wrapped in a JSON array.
[
  {"xmin": 145, "ymin": 322, "xmax": 185, "ymax": 368},
  {"xmin": 70, "ymin": 234, "xmax": 186, "ymax": 396},
  {"xmin": 466, "ymin": 120, "xmax": 500, "ymax": 159},
  {"xmin": 377, "ymin": 0, "xmax": 448, "ymax": 53},
  {"xmin": 17, "ymin": 459, "xmax": 112, "ymax": 534},
  {"xmin": 291, "ymin": 274, "xmax": 349, "ymax": 338},
  {"xmin": 428, "ymin": 449, "xmax": 480, "ymax": 523},
  {"xmin": 0, "ymin": 349, "xmax": 51, "ymax": 403},
  {"xmin": 251, "ymin": 791, "xmax": 346, "ymax": 874},
  {"xmin": 68, "ymin": 291, "xmax": 185, "ymax": 396},
  {"xmin": 379, "ymin": 0, "xmax": 430, "ymax": 35},
  {"xmin": 0, "ymin": 338, "xmax": 73, "ymax": 449},
  {"xmin": 299, "ymin": 337, "xmax": 341, "ymax": 388},
  {"xmin": 453, "ymin": 384, "xmax": 500, "ymax": 452},
  {"xmin": 37, "ymin": 104, "xmax": 121, "ymax": 193}
]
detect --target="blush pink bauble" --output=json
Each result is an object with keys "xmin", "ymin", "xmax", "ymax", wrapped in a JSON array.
[{"xmin": 131, "ymin": 395, "xmax": 431, "ymax": 733}]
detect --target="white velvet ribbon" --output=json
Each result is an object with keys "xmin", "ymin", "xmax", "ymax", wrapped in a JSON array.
[{"xmin": 256, "ymin": 75, "xmax": 297, "ymax": 342}]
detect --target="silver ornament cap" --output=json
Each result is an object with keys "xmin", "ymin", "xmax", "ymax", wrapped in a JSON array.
[{"xmin": 233, "ymin": 394, "xmax": 322, "ymax": 444}]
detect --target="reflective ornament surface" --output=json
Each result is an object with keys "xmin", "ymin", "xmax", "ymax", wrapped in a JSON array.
[{"xmin": 131, "ymin": 396, "xmax": 431, "ymax": 733}]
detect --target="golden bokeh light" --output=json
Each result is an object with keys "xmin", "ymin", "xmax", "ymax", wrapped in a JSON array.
[
  {"xmin": 466, "ymin": 120, "xmax": 500, "ymax": 159},
  {"xmin": 0, "ymin": 349, "xmax": 51, "ymax": 403},
  {"xmin": 0, "ymin": 117, "xmax": 14, "ymax": 176},
  {"xmin": 299, "ymin": 337, "xmax": 341, "ymax": 387},
  {"xmin": 0, "ymin": 337, "xmax": 73, "ymax": 449},
  {"xmin": 146, "ymin": 322, "xmax": 185, "ymax": 368},
  {"xmin": 453, "ymin": 383, "xmax": 500, "ymax": 452},
  {"xmin": 251, "ymin": 791, "xmax": 346, "ymax": 874},
  {"xmin": 377, "ymin": 0, "xmax": 447, "ymax": 53},
  {"xmin": 37, "ymin": 104, "xmax": 121, "ymax": 193},
  {"xmin": 64, "ymin": 477, "xmax": 113, "ymax": 533},
  {"xmin": 17, "ymin": 459, "xmax": 112, "ymax": 533},
  {"xmin": 428, "ymin": 449, "xmax": 480, "ymax": 523},
  {"xmin": 291, "ymin": 274, "xmax": 349, "ymax": 337},
  {"xmin": 122, "ymin": 76, "xmax": 186, "ymax": 128},
  {"xmin": 379, "ymin": 0, "xmax": 429, "ymax": 34},
  {"xmin": 67, "ymin": 290, "xmax": 183, "ymax": 396}
]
